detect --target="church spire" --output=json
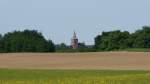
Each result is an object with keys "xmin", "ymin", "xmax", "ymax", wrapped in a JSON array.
[
  {"xmin": 71, "ymin": 31, "xmax": 78, "ymax": 49},
  {"xmin": 73, "ymin": 30, "xmax": 77, "ymax": 39}
]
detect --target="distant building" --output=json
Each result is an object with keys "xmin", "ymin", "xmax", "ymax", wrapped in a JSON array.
[{"xmin": 71, "ymin": 31, "xmax": 78, "ymax": 49}]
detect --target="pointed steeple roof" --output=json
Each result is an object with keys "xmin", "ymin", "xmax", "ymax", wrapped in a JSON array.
[{"xmin": 73, "ymin": 31, "xmax": 77, "ymax": 39}]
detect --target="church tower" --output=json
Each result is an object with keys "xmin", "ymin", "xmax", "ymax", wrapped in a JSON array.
[{"xmin": 71, "ymin": 31, "xmax": 78, "ymax": 49}]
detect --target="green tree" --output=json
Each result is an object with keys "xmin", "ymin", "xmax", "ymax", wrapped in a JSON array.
[
  {"xmin": 58, "ymin": 43, "xmax": 68, "ymax": 50},
  {"xmin": 0, "ymin": 34, "xmax": 4, "ymax": 52},
  {"xmin": 55, "ymin": 43, "xmax": 70, "ymax": 52},
  {"xmin": 1, "ymin": 30, "xmax": 55, "ymax": 52},
  {"xmin": 95, "ymin": 30, "xmax": 130, "ymax": 51},
  {"xmin": 132, "ymin": 26, "xmax": 150, "ymax": 48}
]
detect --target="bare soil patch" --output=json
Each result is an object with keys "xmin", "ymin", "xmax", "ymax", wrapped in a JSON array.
[{"xmin": 0, "ymin": 52, "xmax": 150, "ymax": 70}]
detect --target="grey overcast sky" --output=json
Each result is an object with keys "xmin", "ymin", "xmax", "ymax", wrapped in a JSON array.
[{"xmin": 0, "ymin": 0, "xmax": 150, "ymax": 45}]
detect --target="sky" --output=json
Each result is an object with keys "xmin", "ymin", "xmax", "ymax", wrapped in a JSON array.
[{"xmin": 0, "ymin": 0, "xmax": 150, "ymax": 45}]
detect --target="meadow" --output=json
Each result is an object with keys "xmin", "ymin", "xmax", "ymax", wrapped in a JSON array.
[{"xmin": 0, "ymin": 69, "xmax": 150, "ymax": 84}]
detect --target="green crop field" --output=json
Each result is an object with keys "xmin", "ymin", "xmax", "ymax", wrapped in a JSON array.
[{"xmin": 0, "ymin": 69, "xmax": 150, "ymax": 84}]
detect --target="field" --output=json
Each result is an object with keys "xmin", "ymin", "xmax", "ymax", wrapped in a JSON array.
[
  {"xmin": 0, "ymin": 52, "xmax": 150, "ymax": 70},
  {"xmin": 124, "ymin": 48, "xmax": 150, "ymax": 52},
  {"xmin": 0, "ymin": 52, "xmax": 150, "ymax": 84},
  {"xmin": 0, "ymin": 69, "xmax": 150, "ymax": 84}
]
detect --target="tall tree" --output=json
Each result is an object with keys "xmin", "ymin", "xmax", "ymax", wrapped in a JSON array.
[
  {"xmin": 0, "ymin": 34, "xmax": 4, "ymax": 52},
  {"xmin": 95, "ymin": 30, "xmax": 130, "ymax": 50},
  {"xmin": 1, "ymin": 30, "xmax": 55, "ymax": 52},
  {"xmin": 132, "ymin": 26, "xmax": 150, "ymax": 48}
]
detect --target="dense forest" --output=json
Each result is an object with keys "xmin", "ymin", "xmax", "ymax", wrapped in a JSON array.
[{"xmin": 0, "ymin": 26, "xmax": 150, "ymax": 52}]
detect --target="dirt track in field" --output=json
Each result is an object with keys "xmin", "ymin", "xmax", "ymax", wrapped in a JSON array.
[{"xmin": 0, "ymin": 52, "xmax": 150, "ymax": 70}]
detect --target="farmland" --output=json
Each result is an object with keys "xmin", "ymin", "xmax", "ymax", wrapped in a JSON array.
[
  {"xmin": 0, "ymin": 69, "xmax": 150, "ymax": 84},
  {"xmin": 0, "ymin": 52, "xmax": 150, "ymax": 84},
  {"xmin": 0, "ymin": 52, "xmax": 150, "ymax": 70}
]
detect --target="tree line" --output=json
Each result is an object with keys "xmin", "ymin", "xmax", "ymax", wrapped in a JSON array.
[
  {"xmin": 0, "ymin": 26, "xmax": 150, "ymax": 53},
  {"xmin": 95, "ymin": 26, "xmax": 150, "ymax": 51},
  {"xmin": 55, "ymin": 43, "xmax": 95, "ymax": 52},
  {"xmin": 0, "ymin": 30, "xmax": 55, "ymax": 52}
]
